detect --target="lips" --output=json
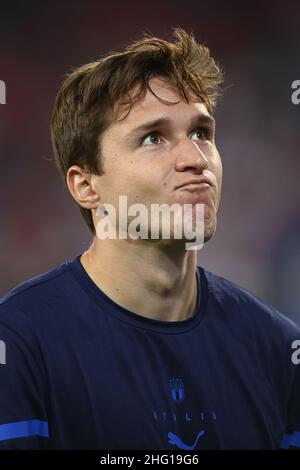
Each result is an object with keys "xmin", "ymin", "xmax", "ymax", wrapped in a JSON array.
[
  {"xmin": 175, "ymin": 178, "xmax": 215, "ymax": 213},
  {"xmin": 177, "ymin": 182, "xmax": 211, "ymax": 191},
  {"xmin": 175, "ymin": 177, "xmax": 213, "ymax": 190}
]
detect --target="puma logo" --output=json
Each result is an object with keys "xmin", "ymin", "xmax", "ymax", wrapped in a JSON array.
[{"xmin": 168, "ymin": 430, "xmax": 205, "ymax": 450}]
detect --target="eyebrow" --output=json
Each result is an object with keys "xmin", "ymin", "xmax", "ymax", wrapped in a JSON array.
[{"xmin": 125, "ymin": 113, "xmax": 215, "ymax": 141}]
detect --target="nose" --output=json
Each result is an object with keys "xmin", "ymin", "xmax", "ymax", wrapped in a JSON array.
[{"xmin": 174, "ymin": 140, "xmax": 209, "ymax": 173}]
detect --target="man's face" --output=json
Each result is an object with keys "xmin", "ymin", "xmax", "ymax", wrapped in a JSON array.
[{"xmin": 93, "ymin": 76, "xmax": 222, "ymax": 245}]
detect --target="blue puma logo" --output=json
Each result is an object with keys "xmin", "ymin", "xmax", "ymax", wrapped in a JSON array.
[{"xmin": 168, "ymin": 430, "xmax": 205, "ymax": 450}]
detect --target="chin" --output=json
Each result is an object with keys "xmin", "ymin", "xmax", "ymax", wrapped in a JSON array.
[
  {"xmin": 203, "ymin": 216, "xmax": 217, "ymax": 243},
  {"xmin": 146, "ymin": 214, "xmax": 217, "ymax": 248}
]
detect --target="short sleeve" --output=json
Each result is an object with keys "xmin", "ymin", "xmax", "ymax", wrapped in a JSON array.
[{"xmin": 0, "ymin": 308, "xmax": 49, "ymax": 449}]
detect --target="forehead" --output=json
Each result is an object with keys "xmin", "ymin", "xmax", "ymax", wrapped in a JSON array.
[{"xmin": 111, "ymin": 77, "xmax": 211, "ymax": 131}]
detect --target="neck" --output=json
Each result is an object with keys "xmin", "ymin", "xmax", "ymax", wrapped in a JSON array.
[{"xmin": 80, "ymin": 237, "xmax": 199, "ymax": 322}]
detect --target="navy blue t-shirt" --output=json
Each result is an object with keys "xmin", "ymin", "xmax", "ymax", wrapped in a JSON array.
[{"xmin": 0, "ymin": 254, "xmax": 299, "ymax": 450}]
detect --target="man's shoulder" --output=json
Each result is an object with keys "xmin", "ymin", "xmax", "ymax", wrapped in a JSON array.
[
  {"xmin": 0, "ymin": 258, "xmax": 75, "ymax": 321},
  {"xmin": 200, "ymin": 266, "xmax": 300, "ymax": 339}
]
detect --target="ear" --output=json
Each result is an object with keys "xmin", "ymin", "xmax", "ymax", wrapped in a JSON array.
[{"xmin": 66, "ymin": 165, "xmax": 100, "ymax": 210}]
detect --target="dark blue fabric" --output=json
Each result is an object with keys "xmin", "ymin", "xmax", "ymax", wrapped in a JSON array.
[{"xmin": 0, "ymin": 254, "xmax": 299, "ymax": 450}]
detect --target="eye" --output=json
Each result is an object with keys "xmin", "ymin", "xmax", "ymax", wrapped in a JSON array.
[
  {"xmin": 140, "ymin": 132, "xmax": 162, "ymax": 146},
  {"xmin": 139, "ymin": 127, "xmax": 211, "ymax": 147},
  {"xmin": 191, "ymin": 127, "xmax": 210, "ymax": 141}
]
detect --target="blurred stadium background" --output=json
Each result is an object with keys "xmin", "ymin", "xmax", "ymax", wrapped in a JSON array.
[{"xmin": 0, "ymin": 0, "xmax": 299, "ymax": 324}]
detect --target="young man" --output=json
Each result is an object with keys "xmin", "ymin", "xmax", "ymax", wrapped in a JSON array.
[{"xmin": 0, "ymin": 28, "xmax": 299, "ymax": 450}]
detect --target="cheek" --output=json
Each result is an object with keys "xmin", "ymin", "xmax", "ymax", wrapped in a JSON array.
[
  {"xmin": 218, "ymin": 160, "xmax": 223, "ymax": 187},
  {"xmin": 212, "ymin": 151, "xmax": 222, "ymax": 187},
  {"xmin": 213, "ymin": 154, "xmax": 223, "ymax": 209},
  {"xmin": 120, "ymin": 171, "xmax": 159, "ymax": 204}
]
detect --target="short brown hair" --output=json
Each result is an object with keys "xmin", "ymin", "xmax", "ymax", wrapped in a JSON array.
[{"xmin": 50, "ymin": 27, "xmax": 223, "ymax": 234}]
